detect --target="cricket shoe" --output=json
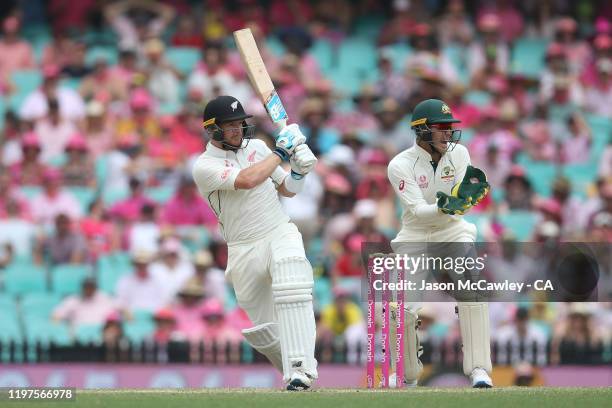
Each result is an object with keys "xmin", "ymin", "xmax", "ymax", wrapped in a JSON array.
[
  {"xmin": 470, "ymin": 368, "xmax": 493, "ymax": 388},
  {"xmin": 286, "ymin": 371, "xmax": 314, "ymax": 391}
]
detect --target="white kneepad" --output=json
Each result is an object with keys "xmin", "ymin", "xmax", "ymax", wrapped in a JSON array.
[
  {"xmin": 457, "ymin": 302, "xmax": 492, "ymax": 375},
  {"xmin": 271, "ymin": 256, "xmax": 318, "ymax": 381},
  {"xmin": 242, "ymin": 322, "xmax": 283, "ymax": 373}
]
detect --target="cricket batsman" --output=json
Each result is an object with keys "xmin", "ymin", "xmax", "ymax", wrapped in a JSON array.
[
  {"xmin": 387, "ymin": 99, "xmax": 493, "ymax": 388},
  {"xmin": 192, "ymin": 95, "xmax": 318, "ymax": 391}
]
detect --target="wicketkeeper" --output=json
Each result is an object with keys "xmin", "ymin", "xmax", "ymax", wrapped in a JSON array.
[
  {"xmin": 192, "ymin": 96, "xmax": 318, "ymax": 391},
  {"xmin": 387, "ymin": 99, "xmax": 493, "ymax": 388}
]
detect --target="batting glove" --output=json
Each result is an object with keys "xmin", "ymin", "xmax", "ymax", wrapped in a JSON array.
[
  {"xmin": 289, "ymin": 144, "xmax": 318, "ymax": 179},
  {"xmin": 273, "ymin": 124, "xmax": 306, "ymax": 161}
]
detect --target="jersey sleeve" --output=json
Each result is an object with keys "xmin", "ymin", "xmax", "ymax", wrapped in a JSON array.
[
  {"xmin": 387, "ymin": 158, "xmax": 440, "ymax": 221},
  {"xmin": 192, "ymin": 157, "xmax": 240, "ymax": 193},
  {"xmin": 252, "ymin": 139, "xmax": 288, "ymax": 187}
]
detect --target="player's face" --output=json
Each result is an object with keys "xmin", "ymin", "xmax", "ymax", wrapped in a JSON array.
[
  {"xmin": 220, "ymin": 120, "xmax": 244, "ymax": 146},
  {"xmin": 430, "ymin": 123, "xmax": 454, "ymax": 153}
]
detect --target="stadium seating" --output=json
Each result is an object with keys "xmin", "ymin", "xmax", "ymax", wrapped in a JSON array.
[
  {"xmin": 9, "ymin": 69, "xmax": 42, "ymax": 111},
  {"xmin": 24, "ymin": 319, "xmax": 72, "ymax": 346},
  {"xmin": 0, "ymin": 317, "xmax": 22, "ymax": 344},
  {"xmin": 310, "ymin": 39, "xmax": 334, "ymax": 73},
  {"xmin": 67, "ymin": 186, "xmax": 97, "ymax": 213},
  {"xmin": 97, "ymin": 252, "xmax": 132, "ymax": 294},
  {"xmin": 145, "ymin": 185, "xmax": 175, "ymax": 204},
  {"xmin": 464, "ymin": 91, "xmax": 492, "ymax": 107},
  {"xmin": 314, "ymin": 277, "xmax": 333, "ymax": 311},
  {"xmin": 3, "ymin": 264, "xmax": 47, "ymax": 296},
  {"xmin": 166, "ymin": 47, "xmax": 201, "ymax": 75},
  {"xmin": 498, "ymin": 211, "xmax": 538, "ymax": 241},
  {"xmin": 379, "ymin": 43, "xmax": 413, "ymax": 73},
  {"xmin": 50, "ymin": 264, "xmax": 92, "ymax": 296},
  {"xmin": 124, "ymin": 320, "xmax": 155, "ymax": 344},
  {"xmin": 75, "ymin": 323, "xmax": 104, "ymax": 344},
  {"xmin": 511, "ymin": 37, "xmax": 548, "ymax": 78},
  {"xmin": 85, "ymin": 46, "xmax": 119, "ymax": 65},
  {"xmin": 20, "ymin": 292, "xmax": 61, "ymax": 320}
]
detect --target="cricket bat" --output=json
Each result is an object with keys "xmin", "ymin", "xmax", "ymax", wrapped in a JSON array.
[{"xmin": 233, "ymin": 28, "xmax": 288, "ymax": 129}]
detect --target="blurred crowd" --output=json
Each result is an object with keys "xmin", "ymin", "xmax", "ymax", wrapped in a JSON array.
[{"xmin": 0, "ymin": 0, "xmax": 611, "ymax": 362}]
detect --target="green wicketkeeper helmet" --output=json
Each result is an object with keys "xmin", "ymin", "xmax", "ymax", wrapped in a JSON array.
[{"xmin": 411, "ymin": 99, "xmax": 462, "ymax": 150}]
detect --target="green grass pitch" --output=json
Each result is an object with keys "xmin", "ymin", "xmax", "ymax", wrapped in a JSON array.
[{"xmin": 5, "ymin": 387, "xmax": 611, "ymax": 408}]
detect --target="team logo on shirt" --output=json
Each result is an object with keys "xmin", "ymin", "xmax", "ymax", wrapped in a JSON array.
[
  {"xmin": 441, "ymin": 165, "xmax": 455, "ymax": 182},
  {"xmin": 247, "ymin": 150, "xmax": 256, "ymax": 163},
  {"xmin": 399, "ymin": 180, "xmax": 405, "ymax": 191},
  {"xmin": 417, "ymin": 175, "xmax": 428, "ymax": 189}
]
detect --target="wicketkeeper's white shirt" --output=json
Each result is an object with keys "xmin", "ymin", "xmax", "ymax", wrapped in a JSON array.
[
  {"xmin": 192, "ymin": 139, "xmax": 289, "ymax": 244},
  {"xmin": 387, "ymin": 143, "xmax": 471, "ymax": 241}
]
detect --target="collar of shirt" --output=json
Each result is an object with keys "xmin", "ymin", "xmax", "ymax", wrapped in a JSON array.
[
  {"xmin": 414, "ymin": 143, "xmax": 435, "ymax": 161},
  {"xmin": 206, "ymin": 141, "xmax": 247, "ymax": 158}
]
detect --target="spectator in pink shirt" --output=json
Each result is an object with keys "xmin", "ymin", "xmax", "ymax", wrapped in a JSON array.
[
  {"xmin": 34, "ymin": 98, "xmax": 78, "ymax": 163},
  {"xmin": 520, "ymin": 105, "xmax": 559, "ymax": 162},
  {"xmin": 108, "ymin": 47, "xmax": 139, "ymax": 94},
  {"xmin": 469, "ymin": 106, "xmax": 522, "ymax": 164},
  {"xmin": 8, "ymin": 133, "xmax": 48, "ymax": 186},
  {"xmin": 539, "ymin": 43, "xmax": 584, "ymax": 107},
  {"xmin": 152, "ymin": 308, "xmax": 179, "ymax": 343},
  {"xmin": 0, "ymin": 15, "xmax": 34, "ymax": 80},
  {"xmin": 79, "ymin": 199, "xmax": 120, "ymax": 260},
  {"xmin": 19, "ymin": 64, "xmax": 86, "ymax": 123},
  {"xmin": 477, "ymin": 0, "xmax": 524, "ymax": 43},
  {"xmin": 468, "ymin": 13, "xmax": 509, "ymax": 77},
  {"xmin": 0, "ymin": 169, "xmax": 30, "ymax": 219},
  {"xmin": 52, "ymin": 277, "xmax": 118, "ymax": 329},
  {"xmin": 30, "ymin": 168, "xmax": 83, "ymax": 225},
  {"xmin": 200, "ymin": 298, "xmax": 242, "ymax": 345},
  {"xmin": 61, "ymin": 134, "xmax": 96, "ymax": 187},
  {"xmin": 172, "ymin": 280, "xmax": 207, "ymax": 342},
  {"xmin": 444, "ymin": 85, "xmax": 481, "ymax": 128},
  {"xmin": 584, "ymin": 58, "xmax": 612, "ymax": 118},
  {"xmin": 40, "ymin": 28, "xmax": 76, "ymax": 71},
  {"xmin": 80, "ymin": 56, "xmax": 128, "ymax": 104},
  {"xmin": 109, "ymin": 177, "xmax": 155, "ymax": 223},
  {"xmin": 83, "ymin": 101, "xmax": 115, "ymax": 157},
  {"xmin": 168, "ymin": 108, "xmax": 204, "ymax": 156},
  {"xmin": 581, "ymin": 34, "xmax": 611, "ymax": 88},
  {"xmin": 162, "ymin": 176, "xmax": 217, "ymax": 227},
  {"xmin": 560, "ymin": 113, "xmax": 592, "ymax": 164},
  {"xmin": 554, "ymin": 17, "xmax": 591, "ymax": 75}
]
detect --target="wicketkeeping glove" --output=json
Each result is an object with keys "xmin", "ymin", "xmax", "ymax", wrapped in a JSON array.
[
  {"xmin": 451, "ymin": 165, "xmax": 490, "ymax": 206},
  {"xmin": 436, "ymin": 192, "xmax": 473, "ymax": 215}
]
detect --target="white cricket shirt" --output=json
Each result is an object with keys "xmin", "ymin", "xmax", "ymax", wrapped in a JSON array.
[
  {"xmin": 387, "ymin": 143, "xmax": 471, "ymax": 240},
  {"xmin": 192, "ymin": 139, "xmax": 289, "ymax": 244}
]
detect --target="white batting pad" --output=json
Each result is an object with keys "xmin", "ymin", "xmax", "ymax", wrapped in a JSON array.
[
  {"xmin": 458, "ymin": 302, "xmax": 492, "ymax": 375},
  {"xmin": 271, "ymin": 256, "xmax": 318, "ymax": 382},
  {"xmin": 403, "ymin": 307, "xmax": 423, "ymax": 383},
  {"xmin": 242, "ymin": 322, "xmax": 283, "ymax": 373}
]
